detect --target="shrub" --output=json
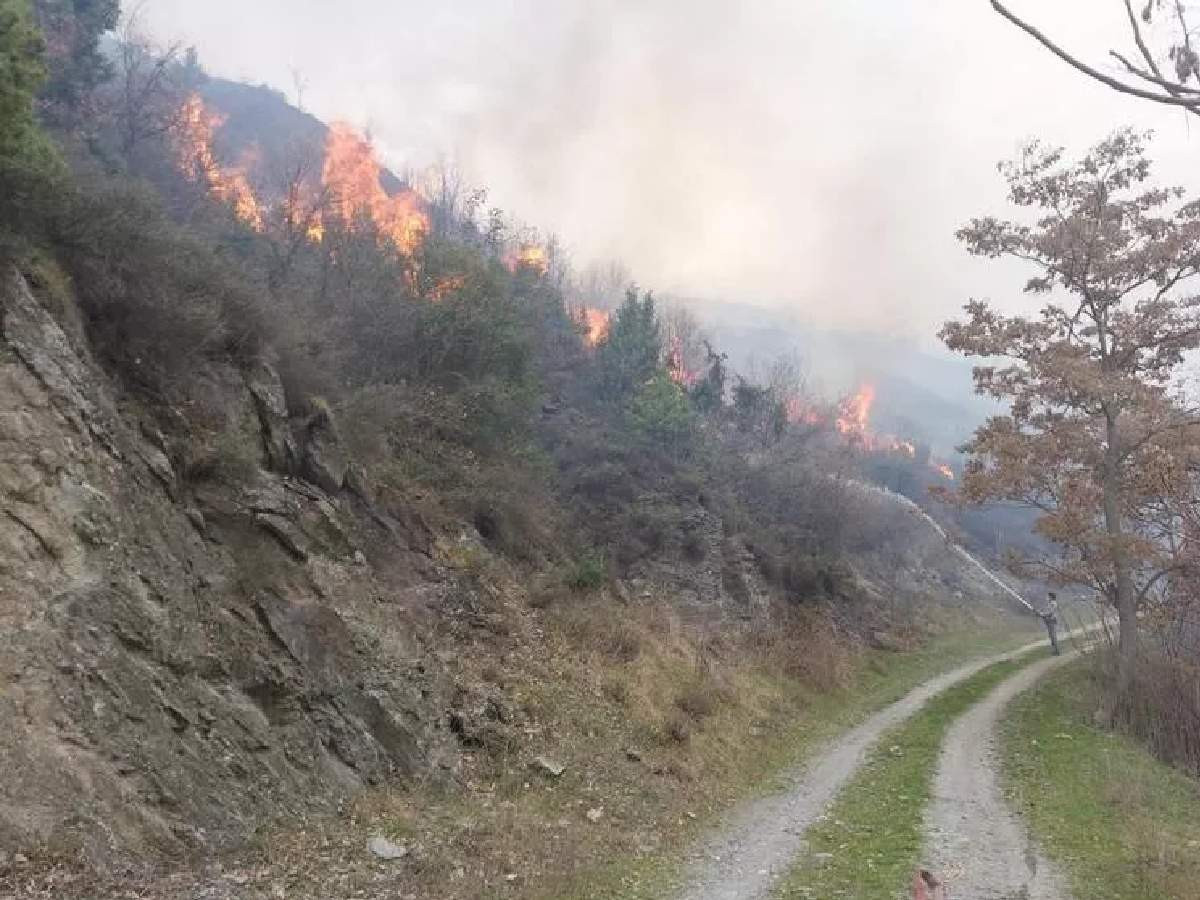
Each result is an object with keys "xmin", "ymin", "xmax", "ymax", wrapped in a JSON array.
[
  {"xmin": 0, "ymin": 0, "xmax": 58, "ymax": 170},
  {"xmin": 0, "ymin": 168, "xmax": 274, "ymax": 387},
  {"xmin": 1111, "ymin": 648, "xmax": 1200, "ymax": 776},
  {"xmin": 748, "ymin": 607, "xmax": 858, "ymax": 693},
  {"xmin": 675, "ymin": 680, "xmax": 718, "ymax": 720},
  {"xmin": 182, "ymin": 427, "xmax": 261, "ymax": 485},
  {"xmin": 566, "ymin": 553, "xmax": 607, "ymax": 592},
  {"xmin": 682, "ymin": 529, "xmax": 707, "ymax": 562},
  {"xmin": 547, "ymin": 599, "xmax": 643, "ymax": 662},
  {"xmin": 631, "ymin": 373, "xmax": 695, "ymax": 455},
  {"xmin": 594, "ymin": 287, "xmax": 661, "ymax": 403},
  {"xmin": 574, "ymin": 461, "xmax": 637, "ymax": 504},
  {"xmin": 663, "ymin": 712, "xmax": 692, "ymax": 744}
]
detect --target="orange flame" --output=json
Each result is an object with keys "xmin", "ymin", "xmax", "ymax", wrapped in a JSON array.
[
  {"xmin": 175, "ymin": 93, "xmax": 263, "ymax": 230},
  {"xmin": 833, "ymin": 384, "xmax": 920, "ymax": 456},
  {"xmin": 281, "ymin": 180, "xmax": 326, "ymax": 243},
  {"xmin": 507, "ymin": 243, "xmax": 549, "ymax": 274},
  {"xmin": 784, "ymin": 394, "xmax": 825, "ymax": 426},
  {"xmin": 322, "ymin": 122, "xmax": 428, "ymax": 255},
  {"xmin": 580, "ymin": 307, "xmax": 610, "ymax": 347},
  {"xmin": 667, "ymin": 335, "xmax": 698, "ymax": 387},
  {"xmin": 836, "ymin": 384, "xmax": 875, "ymax": 439},
  {"xmin": 429, "ymin": 274, "xmax": 467, "ymax": 301},
  {"xmin": 934, "ymin": 463, "xmax": 955, "ymax": 480}
]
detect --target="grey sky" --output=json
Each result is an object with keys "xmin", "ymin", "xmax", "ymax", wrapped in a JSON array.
[{"xmin": 141, "ymin": 0, "xmax": 1200, "ymax": 341}]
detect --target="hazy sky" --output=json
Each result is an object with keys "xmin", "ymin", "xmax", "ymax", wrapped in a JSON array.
[{"xmin": 140, "ymin": 0, "xmax": 1200, "ymax": 340}]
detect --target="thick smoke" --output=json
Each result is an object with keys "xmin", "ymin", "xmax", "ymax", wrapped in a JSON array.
[{"xmin": 142, "ymin": 0, "xmax": 1199, "ymax": 338}]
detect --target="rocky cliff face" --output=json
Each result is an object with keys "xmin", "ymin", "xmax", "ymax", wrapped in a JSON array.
[{"xmin": 0, "ymin": 269, "xmax": 460, "ymax": 864}]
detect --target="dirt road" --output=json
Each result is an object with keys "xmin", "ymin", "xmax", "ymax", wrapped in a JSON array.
[
  {"xmin": 921, "ymin": 652, "xmax": 1074, "ymax": 900},
  {"xmin": 675, "ymin": 638, "xmax": 1053, "ymax": 900}
]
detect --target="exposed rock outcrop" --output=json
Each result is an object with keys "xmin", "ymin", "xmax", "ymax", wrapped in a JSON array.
[
  {"xmin": 624, "ymin": 498, "xmax": 771, "ymax": 620},
  {"xmin": 0, "ymin": 269, "xmax": 456, "ymax": 865},
  {"xmin": 244, "ymin": 358, "xmax": 297, "ymax": 473},
  {"xmin": 299, "ymin": 403, "xmax": 350, "ymax": 494}
]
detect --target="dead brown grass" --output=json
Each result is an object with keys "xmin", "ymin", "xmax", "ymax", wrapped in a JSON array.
[
  {"xmin": 1113, "ymin": 648, "xmax": 1200, "ymax": 778},
  {"xmin": 12, "ymin": 552, "xmax": 1035, "ymax": 900}
]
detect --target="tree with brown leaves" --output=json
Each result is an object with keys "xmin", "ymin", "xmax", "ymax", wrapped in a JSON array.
[{"xmin": 942, "ymin": 129, "xmax": 1200, "ymax": 692}]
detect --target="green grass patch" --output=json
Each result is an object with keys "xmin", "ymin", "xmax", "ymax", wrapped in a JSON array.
[
  {"xmin": 1000, "ymin": 663, "xmax": 1200, "ymax": 900},
  {"xmin": 552, "ymin": 622, "xmax": 1044, "ymax": 900},
  {"xmin": 776, "ymin": 649, "xmax": 1046, "ymax": 899}
]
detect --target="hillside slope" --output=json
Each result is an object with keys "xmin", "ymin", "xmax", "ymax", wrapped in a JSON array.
[
  {"xmin": 0, "ymin": 258, "xmax": 1033, "ymax": 870},
  {"xmin": 0, "ymin": 15, "xmax": 1043, "ymax": 877}
]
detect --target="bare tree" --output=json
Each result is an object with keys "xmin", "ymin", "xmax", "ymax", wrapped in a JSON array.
[
  {"xmin": 289, "ymin": 66, "xmax": 309, "ymax": 112},
  {"xmin": 991, "ymin": 0, "xmax": 1200, "ymax": 115},
  {"xmin": 412, "ymin": 158, "xmax": 489, "ymax": 241},
  {"xmin": 264, "ymin": 138, "xmax": 332, "ymax": 292},
  {"xmin": 109, "ymin": 7, "xmax": 188, "ymax": 157},
  {"xmin": 660, "ymin": 302, "xmax": 710, "ymax": 380},
  {"xmin": 575, "ymin": 258, "xmax": 633, "ymax": 310}
]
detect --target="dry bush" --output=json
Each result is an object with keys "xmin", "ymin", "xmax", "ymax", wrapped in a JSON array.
[
  {"xmin": 181, "ymin": 428, "xmax": 261, "ymax": 484},
  {"xmin": 675, "ymin": 680, "xmax": 719, "ymax": 720},
  {"xmin": 1112, "ymin": 648, "xmax": 1200, "ymax": 776},
  {"xmin": 41, "ymin": 175, "xmax": 272, "ymax": 385},
  {"xmin": 748, "ymin": 605, "xmax": 860, "ymax": 693},
  {"xmin": 663, "ymin": 712, "xmax": 693, "ymax": 744},
  {"xmin": 546, "ymin": 600, "xmax": 644, "ymax": 663}
]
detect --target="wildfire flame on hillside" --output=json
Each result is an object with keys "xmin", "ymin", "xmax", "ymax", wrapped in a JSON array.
[
  {"xmin": 175, "ymin": 94, "xmax": 263, "ymax": 231},
  {"xmin": 784, "ymin": 395, "xmax": 826, "ymax": 427},
  {"xmin": 507, "ymin": 243, "xmax": 549, "ymax": 274},
  {"xmin": 322, "ymin": 123, "xmax": 429, "ymax": 255},
  {"xmin": 834, "ymin": 382, "xmax": 955, "ymax": 479},
  {"xmin": 173, "ymin": 97, "xmax": 431, "ymax": 257},
  {"xmin": 836, "ymin": 384, "xmax": 875, "ymax": 439},
  {"xmin": 579, "ymin": 307, "xmax": 610, "ymax": 347},
  {"xmin": 429, "ymin": 274, "xmax": 467, "ymax": 301},
  {"xmin": 667, "ymin": 336, "xmax": 698, "ymax": 386}
]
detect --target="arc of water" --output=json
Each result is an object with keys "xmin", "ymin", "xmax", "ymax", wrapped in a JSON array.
[{"xmin": 846, "ymin": 479, "xmax": 1039, "ymax": 614}]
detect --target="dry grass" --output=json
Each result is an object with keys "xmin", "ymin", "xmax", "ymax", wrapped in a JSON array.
[
  {"xmin": 7, "ymin": 562, "xmax": 1038, "ymax": 900},
  {"xmin": 1112, "ymin": 648, "xmax": 1200, "ymax": 777}
]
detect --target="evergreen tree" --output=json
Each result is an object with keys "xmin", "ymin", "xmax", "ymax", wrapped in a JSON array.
[
  {"xmin": 0, "ymin": 0, "xmax": 51, "ymax": 165},
  {"xmin": 595, "ymin": 287, "xmax": 662, "ymax": 401},
  {"xmin": 32, "ymin": 0, "xmax": 119, "ymax": 126}
]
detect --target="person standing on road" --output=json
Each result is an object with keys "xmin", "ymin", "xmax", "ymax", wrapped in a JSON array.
[{"xmin": 1040, "ymin": 592, "xmax": 1061, "ymax": 655}]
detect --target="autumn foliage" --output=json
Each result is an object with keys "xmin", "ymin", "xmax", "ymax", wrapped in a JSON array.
[{"xmin": 942, "ymin": 130, "xmax": 1200, "ymax": 690}]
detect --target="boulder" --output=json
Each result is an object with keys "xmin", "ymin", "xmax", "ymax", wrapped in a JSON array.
[
  {"xmin": 244, "ymin": 361, "xmax": 297, "ymax": 473},
  {"xmin": 366, "ymin": 835, "xmax": 408, "ymax": 860},
  {"xmin": 300, "ymin": 406, "xmax": 349, "ymax": 494},
  {"xmin": 530, "ymin": 755, "xmax": 566, "ymax": 778}
]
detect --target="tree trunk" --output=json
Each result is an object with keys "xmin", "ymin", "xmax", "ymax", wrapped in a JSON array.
[{"xmin": 1103, "ymin": 415, "xmax": 1138, "ymax": 695}]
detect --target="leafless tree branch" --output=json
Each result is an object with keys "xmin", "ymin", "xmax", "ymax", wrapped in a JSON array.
[{"xmin": 991, "ymin": 0, "xmax": 1200, "ymax": 109}]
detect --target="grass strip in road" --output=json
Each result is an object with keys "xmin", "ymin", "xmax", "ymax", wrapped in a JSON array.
[
  {"xmin": 776, "ymin": 649, "xmax": 1046, "ymax": 900},
  {"xmin": 1000, "ymin": 663, "xmax": 1200, "ymax": 900},
  {"xmin": 545, "ymin": 624, "xmax": 1044, "ymax": 900}
]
